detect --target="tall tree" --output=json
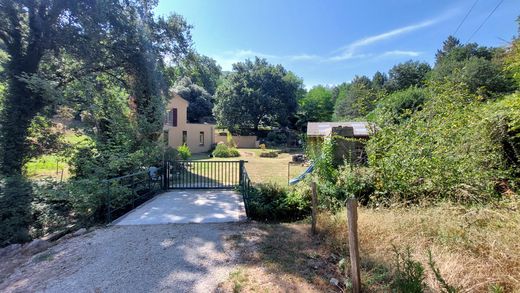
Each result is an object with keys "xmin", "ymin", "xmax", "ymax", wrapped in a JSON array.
[
  {"xmin": 168, "ymin": 53, "xmax": 222, "ymax": 95},
  {"xmin": 214, "ymin": 57, "xmax": 303, "ymax": 132},
  {"xmin": 172, "ymin": 77, "xmax": 213, "ymax": 123},
  {"xmin": 296, "ymin": 85, "xmax": 334, "ymax": 129},
  {"xmin": 0, "ymin": 0, "xmax": 191, "ymax": 175},
  {"xmin": 385, "ymin": 60, "xmax": 431, "ymax": 92}
]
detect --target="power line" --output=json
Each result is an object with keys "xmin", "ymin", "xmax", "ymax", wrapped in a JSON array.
[
  {"xmin": 466, "ymin": 0, "xmax": 504, "ymax": 42},
  {"xmin": 453, "ymin": 0, "xmax": 480, "ymax": 37}
]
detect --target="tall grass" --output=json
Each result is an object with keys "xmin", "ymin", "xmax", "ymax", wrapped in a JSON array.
[{"xmin": 317, "ymin": 200, "xmax": 520, "ymax": 292}]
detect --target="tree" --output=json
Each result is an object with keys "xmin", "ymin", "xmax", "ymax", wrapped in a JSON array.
[
  {"xmin": 213, "ymin": 57, "xmax": 303, "ymax": 132},
  {"xmin": 296, "ymin": 85, "xmax": 334, "ymax": 129},
  {"xmin": 166, "ymin": 53, "xmax": 222, "ymax": 95},
  {"xmin": 0, "ymin": 0, "xmax": 192, "ymax": 175},
  {"xmin": 172, "ymin": 77, "xmax": 213, "ymax": 123},
  {"xmin": 432, "ymin": 40, "xmax": 514, "ymax": 97},
  {"xmin": 435, "ymin": 35, "xmax": 461, "ymax": 63},
  {"xmin": 334, "ymin": 83, "xmax": 378, "ymax": 120},
  {"xmin": 385, "ymin": 60, "xmax": 431, "ymax": 92},
  {"xmin": 0, "ymin": 0, "xmax": 191, "ymax": 244},
  {"xmin": 371, "ymin": 71, "xmax": 388, "ymax": 90}
]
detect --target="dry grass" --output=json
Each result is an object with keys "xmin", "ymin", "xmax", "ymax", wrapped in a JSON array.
[
  {"xmin": 317, "ymin": 200, "xmax": 520, "ymax": 292},
  {"xmin": 218, "ymin": 223, "xmax": 342, "ymax": 292},
  {"xmin": 194, "ymin": 148, "xmax": 308, "ymax": 186}
]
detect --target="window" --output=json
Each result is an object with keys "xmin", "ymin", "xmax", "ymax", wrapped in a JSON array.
[
  {"xmin": 182, "ymin": 131, "xmax": 187, "ymax": 144},
  {"xmin": 199, "ymin": 131, "xmax": 204, "ymax": 146},
  {"xmin": 166, "ymin": 108, "xmax": 178, "ymax": 126}
]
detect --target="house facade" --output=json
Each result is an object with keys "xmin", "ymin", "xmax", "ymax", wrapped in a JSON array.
[{"xmin": 163, "ymin": 94, "xmax": 215, "ymax": 153}]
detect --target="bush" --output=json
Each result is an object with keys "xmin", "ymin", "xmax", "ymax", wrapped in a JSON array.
[
  {"xmin": 212, "ymin": 143, "xmax": 240, "ymax": 158},
  {"xmin": 0, "ymin": 176, "xmax": 33, "ymax": 246},
  {"xmin": 259, "ymin": 151, "xmax": 278, "ymax": 158},
  {"xmin": 177, "ymin": 144, "xmax": 191, "ymax": 160},
  {"xmin": 248, "ymin": 183, "xmax": 310, "ymax": 222},
  {"xmin": 266, "ymin": 131, "xmax": 288, "ymax": 146},
  {"xmin": 164, "ymin": 147, "xmax": 179, "ymax": 161},
  {"xmin": 391, "ymin": 246, "xmax": 426, "ymax": 293},
  {"xmin": 366, "ymin": 82, "xmax": 518, "ymax": 203}
]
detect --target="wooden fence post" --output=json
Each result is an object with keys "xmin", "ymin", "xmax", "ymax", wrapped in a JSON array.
[
  {"xmin": 347, "ymin": 198, "xmax": 361, "ymax": 293},
  {"xmin": 311, "ymin": 182, "xmax": 318, "ymax": 235}
]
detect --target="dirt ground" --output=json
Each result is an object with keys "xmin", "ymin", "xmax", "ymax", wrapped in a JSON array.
[{"xmin": 0, "ymin": 222, "xmax": 343, "ymax": 293}]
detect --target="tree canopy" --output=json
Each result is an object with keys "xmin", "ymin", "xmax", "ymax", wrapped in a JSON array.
[{"xmin": 213, "ymin": 57, "xmax": 304, "ymax": 132}]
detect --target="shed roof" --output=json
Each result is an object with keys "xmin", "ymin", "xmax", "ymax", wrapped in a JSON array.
[{"xmin": 306, "ymin": 122, "xmax": 373, "ymax": 137}]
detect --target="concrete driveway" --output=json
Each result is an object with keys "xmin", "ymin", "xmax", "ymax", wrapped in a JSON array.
[{"xmin": 114, "ymin": 190, "xmax": 247, "ymax": 225}]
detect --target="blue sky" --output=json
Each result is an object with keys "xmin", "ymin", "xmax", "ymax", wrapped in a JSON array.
[{"xmin": 155, "ymin": 0, "xmax": 520, "ymax": 88}]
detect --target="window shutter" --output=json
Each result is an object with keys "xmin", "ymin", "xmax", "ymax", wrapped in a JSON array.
[{"xmin": 172, "ymin": 108, "xmax": 178, "ymax": 127}]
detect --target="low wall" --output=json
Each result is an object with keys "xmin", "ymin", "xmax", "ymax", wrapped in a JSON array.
[{"xmin": 214, "ymin": 134, "xmax": 258, "ymax": 148}]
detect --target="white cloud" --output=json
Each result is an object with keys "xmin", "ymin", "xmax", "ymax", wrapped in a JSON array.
[
  {"xmin": 288, "ymin": 54, "xmax": 321, "ymax": 61},
  {"xmin": 328, "ymin": 11, "xmax": 453, "ymax": 62},
  {"xmin": 379, "ymin": 50, "xmax": 422, "ymax": 57}
]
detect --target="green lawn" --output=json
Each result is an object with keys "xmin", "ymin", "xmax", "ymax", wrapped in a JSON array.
[
  {"xmin": 192, "ymin": 148, "xmax": 308, "ymax": 186},
  {"xmin": 25, "ymin": 132, "xmax": 91, "ymax": 180}
]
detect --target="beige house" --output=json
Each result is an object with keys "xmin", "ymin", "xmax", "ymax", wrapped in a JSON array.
[{"xmin": 163, "ymin": 94, "xmax": 215, "ymax": 153}]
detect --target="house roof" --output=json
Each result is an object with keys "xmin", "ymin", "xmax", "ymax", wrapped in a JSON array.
[{"xmin": 306, "ymin": 122, "xmax": 373, "ymax": 137}]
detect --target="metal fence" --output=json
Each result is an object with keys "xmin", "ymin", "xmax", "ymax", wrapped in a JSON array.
[
  {"xmin": 164, "ymin": 160, "xmax": 246, "ymax": 189},
  {"xmin": 105, "ymin": 160, "xmax": 254, "ymax": 223},
  {"xmin": 105, "ymin": 168, "xmax": 163, "ymax": 223}
]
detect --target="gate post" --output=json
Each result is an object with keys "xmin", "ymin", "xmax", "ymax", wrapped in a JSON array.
[
  {"xmin": 239, "ymin": 160, "xmax": 244, "ymax": 186},
  {"xmin": 163, "ymin": 160, "xmax": 168, "ymax": 190}
]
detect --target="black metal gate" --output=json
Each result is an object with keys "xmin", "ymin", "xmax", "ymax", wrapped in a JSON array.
[{"xmin": 163, "ymin": 160, "xmax": 246, "ymax": 189}]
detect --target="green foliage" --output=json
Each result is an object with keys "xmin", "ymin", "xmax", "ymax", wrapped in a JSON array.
[
  {"xmin": 214, "ymin": 57, "xmax": 304, "ymax": 131},
  {"xmin": 297, "ymin": 85, "xmax": 334, "ymax": 128},
  {"xmin": 386, "ymin": 60, "xmax": 431, "ymax": 92},
  {"xmin": 0, "ymin": 176, "xmax": 32, "ymax": 246},
  {"xmin": 334, "ymin": 78, "xmax": 381, "ymax": 120},
  {"xmin": 368, "ymin": 87, "xmax": 429, "ymax": 127},
  {"xmin": 177, "ymin": 144, "xmax": 192, "ymax": 160},
  {"xmin": 212, "ymin": 144, "xmax": 240, "ymax": 158},
  {"xmin": 366, "ymin": 82, "xmax": 515, "ymax": 203},
  {"xmin": 172, "ymin": 77, "xmax": 214, "ymax": 123},
  {"xmin": 504, "ymin": 31, "xmax": 520, "ymax": 87},
  {"xmin": 226, "ymin": 132, "xmax": 237, "ymax": 148},
  {"xmin": 166, "ymin": 53, "xmax": 222, "ymax": 95},
  {"xmin": 391, "ymin": 246, "xmax": 426, "ymax": 293},
  {"xmin": 432, "ymin": 38, "xmax": 514, "ymax": 97},
  {"xmin": 266, "ymin": 130, "xmax": 288, "ymax": 146},
  {"xmin": 248, "ymin": 183, "xmax": 310, "ymax": 222}
]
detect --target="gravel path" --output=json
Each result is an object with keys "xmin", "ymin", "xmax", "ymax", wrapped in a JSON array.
[{"xmin": 0, "ymin": 223, "xmax": 246, "ymax": 293}]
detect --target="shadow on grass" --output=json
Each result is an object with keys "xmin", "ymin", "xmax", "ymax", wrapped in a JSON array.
[{"xmin": 222, "ymin": 222, "xmax": 394, "ymax": 292}]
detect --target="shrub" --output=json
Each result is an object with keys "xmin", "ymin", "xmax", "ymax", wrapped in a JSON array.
[
  {"xmin": 212, "ymin": 143, "xmax": 240, "ymax": 158},
  {"xmin": 177, "ymin": 144, "xmax": 191, "ymax": 160},
  {"xmin": 266, "ymin": 131, "xmax": 288, "ymax": 146},
  {"xmin": 391, "ymin": 246, "xmax": 426, "ymax": 293},
  {"xmin": 259, "ymin": 151, "xmax": 278, "ymax": 158},
  {"xmin": 0, "ymin": 176, "xmax": 33, "ymax": 246},
  {"xmin": 164, "ymin": 147, "xmax": 179, "ymax": 161},
  {"xmin": 226, "ymin": 132, "xmax": 237, "ymax": 148},
  {"xmin": 248, "ymin": 183, "xmax": 310, "ymax": 222},
  {"xmin": 366, "ymin": 82, "xmax": 518, "ymax": 203}
]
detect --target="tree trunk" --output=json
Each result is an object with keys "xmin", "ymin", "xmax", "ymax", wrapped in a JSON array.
[{"xmin": 0, "ymin": 54, "xmax": 43, "ymax": 175}]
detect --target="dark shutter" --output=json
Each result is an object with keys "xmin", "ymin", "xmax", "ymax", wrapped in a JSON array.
[{"xmin": 172, "ymin": 108, "xmax": 178, "ymax": 127}]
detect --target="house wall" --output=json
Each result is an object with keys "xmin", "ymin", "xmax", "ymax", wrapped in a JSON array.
[
  {"xmin": 165, "ymin": 124, "xmax": 214, "ymax": 153},
  {"xmin": 163, "ymin": 94, "xmax": 215, "ymax": 153},
  {"xmin": 214, "ymin": 133, "xmax": 258, "ymax": 148}
]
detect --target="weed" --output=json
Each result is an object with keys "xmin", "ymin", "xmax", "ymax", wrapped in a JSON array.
[
  {"xmin": 391, "ymin": 245, "xmax": 425, "ymax": 293},
  {"xmin": 428, "ymin": 250, "xmax": 458, "ymax": 293}
]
